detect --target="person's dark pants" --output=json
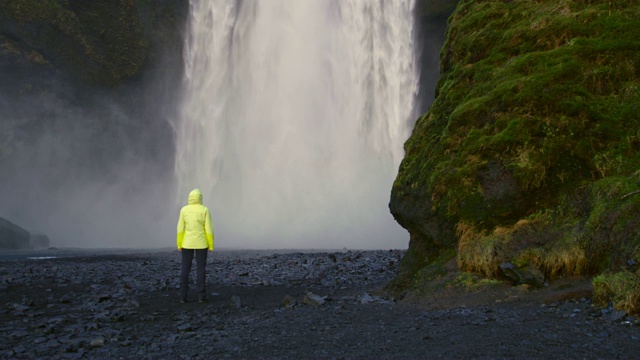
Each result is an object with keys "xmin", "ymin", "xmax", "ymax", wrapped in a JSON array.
[{"xmin": 180, "ymin": 248, "xmax": 208, "ymax": 301}]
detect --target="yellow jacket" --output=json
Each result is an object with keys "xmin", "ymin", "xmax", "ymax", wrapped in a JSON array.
[{"xmin": 176, "ymin": 189, "xmax": 214, "ymax": 250}]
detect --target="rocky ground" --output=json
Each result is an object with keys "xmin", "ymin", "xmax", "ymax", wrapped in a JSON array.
[{"xmin": 0, "ymin": 248, "xmax": 639, "ymax": 359}]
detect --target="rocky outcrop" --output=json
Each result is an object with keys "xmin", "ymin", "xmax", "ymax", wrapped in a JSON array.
[
  {"xmin": 391, "ymin": 0, "xmax": 640, "ymax": 296},
  {"xmin": 0, "ymin": 217, "xmax": 30, "ymax": 250}
]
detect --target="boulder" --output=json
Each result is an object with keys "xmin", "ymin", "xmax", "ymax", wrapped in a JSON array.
[
  {"xmin": 499, "ymin": 262, "xmax": 545, "ymax": 287},
  {"xmin": 0, "ymin": 217, "xmax": 31, "ymax": 250}
]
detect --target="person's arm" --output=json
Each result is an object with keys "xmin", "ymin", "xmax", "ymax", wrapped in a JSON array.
[
  {"xmin": 204, "ymin": 208, "xmax": 214, "ymax": 251},
  {"xmin": 176, "ymin": 208, "xmax": 185, "ymax": 250}
]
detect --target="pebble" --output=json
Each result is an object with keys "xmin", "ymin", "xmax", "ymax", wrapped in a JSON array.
[{"xmin": 0, "ymin": 249, "xmax": 638, "ymax": 359}]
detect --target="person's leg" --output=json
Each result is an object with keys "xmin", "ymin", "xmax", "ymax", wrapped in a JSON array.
[
  {"xmin": 180, "ymin": 249, "xmax": 194, "ymax": 302},
  {"xmin": 195, "ymin": 249, "xmax": 208, "ymax": 301}
]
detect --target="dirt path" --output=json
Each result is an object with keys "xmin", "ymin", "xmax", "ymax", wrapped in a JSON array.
[{"xmin": 0, "ymin": 249, "xmax": 638, "ymax": 359}]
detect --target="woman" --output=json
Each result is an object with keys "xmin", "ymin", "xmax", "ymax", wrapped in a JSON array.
[{"xmin": 176, "ymin": 188, "xmax": 214, "ymax": 303}]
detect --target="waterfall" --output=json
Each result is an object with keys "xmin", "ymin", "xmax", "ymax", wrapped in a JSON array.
[{"xmin": 174, "ymin": 0, "xmax": 419, "ymax": 249}]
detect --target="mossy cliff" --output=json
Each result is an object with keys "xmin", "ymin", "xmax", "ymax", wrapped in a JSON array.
[{"xmin": 391, "ymin": 0, "xmax": 640, "ymax": 312}]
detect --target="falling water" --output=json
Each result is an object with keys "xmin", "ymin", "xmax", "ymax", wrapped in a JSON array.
[{"xmin": 174, "ymin": 0, "xmax": 419, "ymax": 249}]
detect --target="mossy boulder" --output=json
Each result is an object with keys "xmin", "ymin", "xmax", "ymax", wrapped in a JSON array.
[{"xmin": 390, "ymin": 0, "xmax": 640, "ymax": 305}]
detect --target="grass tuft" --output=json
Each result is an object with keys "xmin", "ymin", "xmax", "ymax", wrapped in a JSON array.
[{"xmin": 593, "ymin": 270, "xmax": 640, "ymax": 315}]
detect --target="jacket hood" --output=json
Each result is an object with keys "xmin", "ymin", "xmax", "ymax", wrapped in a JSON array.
[{"xmin": 188, "ymin": 189, "xmax": 203, "ymax": 205}]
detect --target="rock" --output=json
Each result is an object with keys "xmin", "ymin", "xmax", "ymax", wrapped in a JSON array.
[
  {"xmin": 12, "ymin": 303, "xmax": 30, "ymax": 312},
  {"xmin": 303, "ymin": 292, "xmax": 327, "ymax": 307},
  {"xmin": 177, "ymin": 323, "xmax": 193, "ymax": 332},
  {"xmin": 499, "ymin": 262, "xmax": 545, "ymax": 287},
  {"xmin": 360, "ymin": 293, "xmax": 376, "ymax": 304},
  {"xmin": 90, "ymin": 337, "xmax": 105, "ymax": 347},
  {"xmin": 29, "ymin": 234, "xmax": 50, "ymax": 248},
  {"xmin": 0, "ymin": 217, "xmax": 31, "ymax": 250},
  {"xmin": 231, "ymin": 295, "xmax": 242, "ymax": 309},
  {"xmin": 608, "ymin": 309, "xmax": 627, "ymax": 322},
  {"xmin": 281, "ymin": 295, "xmax": 296, "ymax": 309}
]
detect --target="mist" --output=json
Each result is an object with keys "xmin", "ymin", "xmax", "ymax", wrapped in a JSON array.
[
  {"xmin": 0, "ymin": 0, "xmax": 447, "ymax": 250},
  {"xmin": 0, "ymin": 83, "xmax": 175, "ymax": 248}
]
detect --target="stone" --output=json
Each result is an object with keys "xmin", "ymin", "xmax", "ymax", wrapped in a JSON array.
[
  {"xmin": 303, "ymin": 292, "xmax": 327, "ymax": 307},
  {"xmin": 281, "ymin": 295, "xmax": 296, "ymax": 309},
  {"xmin": 608, "ymin": 310, "xmax": 627, "ymax": 322},
  {"xmin": 499, "ymin": 262, "xmax": 545, "ymax": 287},
  {"xmin": 231, "ymin": 295, "xmax": 242, "ymax": 309},
  {"xmin": 90, "ymin": 337, "xmax": 105, "ymax": 347},
  {"xmin": 177, "ymin": 323, "xmax": 193, "ymax": 332},
  {"xmin": 360, "ymin": 293, "xmax": 376, "ymax": 304},
  {"xmin": 0, "ymin": 217, "xmax": 31, "ymax": 250}
]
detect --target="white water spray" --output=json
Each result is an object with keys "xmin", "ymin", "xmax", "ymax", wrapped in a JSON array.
[{"xmin": 174, "ymin": 0, "xmax": 419, "ymax": 249}]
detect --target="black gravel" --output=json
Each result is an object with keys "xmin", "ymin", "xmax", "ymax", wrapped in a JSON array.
[{"xmin": 0, "ymin": 249, "xmax": 639, "ymax": 359}]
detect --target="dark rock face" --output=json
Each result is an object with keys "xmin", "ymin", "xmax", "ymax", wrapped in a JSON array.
[
  {"xmin": 0, "ymin": 0, "xmax": 187, "ymax": 85},
  {"xmin": 0, "ymin": 0, "xmax": 187, "ymax": 225},
  {"xmin": 415, "ymin": 0, "xmax": 460, "ymax": 18},
  {"xmin": 0, "ymin": 217, "xmax": 30, "ymax": 250}
]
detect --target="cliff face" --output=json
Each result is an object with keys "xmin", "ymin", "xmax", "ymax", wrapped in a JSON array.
[
  {"xmin": 0, "ymin": 0, "xmax": 186, "ymax": 84},
  {"xmin": 390, "ymin": 0, "xmax": 640, "ymax": 303},
  {"xmin": 0, "ymin": 0, "xmax": 187, "ymax": 173}
]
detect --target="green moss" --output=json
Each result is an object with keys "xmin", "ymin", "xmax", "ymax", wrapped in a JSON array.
[
  {"xmin": 388, "ymin": 247, "xmax": 456, "ymax": 295},
  {"xmin": 577, "ymin": 176, "xmax": 640, "ymax": 272},
  {"xmin": 395, "ymin": 0, "xmax": 640, "ymax": 219},
  {"xmin": 449, "ymin": 272, "xmax": 502, "ymax": 290},
  {"xmin": 391, "ymin": 0, "xmax": 640, "ymax": 299}
]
